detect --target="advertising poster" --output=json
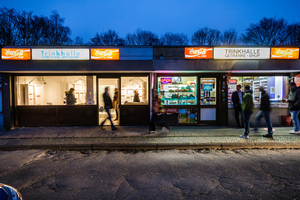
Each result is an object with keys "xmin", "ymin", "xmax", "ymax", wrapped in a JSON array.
[
  {"xmin": 203, "ymin": 84, "xmax": 213, "ymax": 91},
  {"xmin": 178, "ymin": 109, "xmax": 188, "ymax": 123}
]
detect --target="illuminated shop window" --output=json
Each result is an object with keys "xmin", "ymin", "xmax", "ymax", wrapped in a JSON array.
[
  {"xmin": 120, "ymin": 76, "xmax": 149, "ymax": 105},
  {"xmin": 15, "ymin": 76, "xmax": 97, "ymax": 105},
  {"xmin": 228, "ymin": 76, "xmax": 289, "ymax": 105},
  {"xmin": 200, "ymin": 78, "xmax": 217, "ymax": 105},
  {"xmin": 157, "ymin": 76, "xmax": 197, "ymax": 105}
]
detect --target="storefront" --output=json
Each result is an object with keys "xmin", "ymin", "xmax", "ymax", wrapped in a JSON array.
[
  {"xmin": 1, "ymin": 46, "xmax": 300, "ymax": 130},
  {"xmin": 153, "ymin": 46, "xmax": 300, "ymax": 126},
  {"xmin": 0, "ymin": 47, "xmax": 153, "ymax": 129}
]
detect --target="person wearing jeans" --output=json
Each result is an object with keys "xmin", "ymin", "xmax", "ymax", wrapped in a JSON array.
[
  {"xmin": 288, "ymin": 82, "xmax": 300, "ymax": 134},
  {"xmin": 231, "ymin": 85, "xmax": 245, "ymax": 128},
  {"xmin": 254, "ymin": 86, "xmax": 273, "ymax": 137},
  {"xmin": 239, "ymin": 85, "xmax": 253, "ymax": 139}
]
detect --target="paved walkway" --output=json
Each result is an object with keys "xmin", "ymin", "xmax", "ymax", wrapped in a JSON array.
[{"xmin": 0, "ymin": 126, "xmax": 300, "ymax": 150}]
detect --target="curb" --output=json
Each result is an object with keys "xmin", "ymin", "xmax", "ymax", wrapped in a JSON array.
[{"xmin": 0, "ymin": 143, "xmax": 300, "ymax": 151}]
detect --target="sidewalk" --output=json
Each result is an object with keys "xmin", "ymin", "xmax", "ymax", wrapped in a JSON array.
[{"xmin": 0, "ymin": 126, "xmax": 300, "ymax": 150}]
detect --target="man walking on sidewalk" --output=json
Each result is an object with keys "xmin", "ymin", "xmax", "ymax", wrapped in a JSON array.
[
  {"xmin": 254, "ymin": 86, "xmax": 273, "ymax": 138},
  {"xmin": 100, "ymin": 87, "xmax": 117, "ymax": 130},
  {"xmin": 239, "ymin": 85, "xmax": 253, "ymax": 139},
  {"xmin": 231, "ymin": 84, "xmax": 245, "ymax": 128},
  {"xmin": 288, "ymin": 82, "xmax": 300, "ymax": 134},
  {"xmin": 149, "ymin": 94, "xmax": 170, "ymax": 133}
]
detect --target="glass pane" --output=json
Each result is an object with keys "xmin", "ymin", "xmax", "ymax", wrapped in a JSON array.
[
  {"xmin": 228, "ymin": 76, "xmax": 289, "ymax": 105},
  {"xmin": 98, "ymin": 78, "xmax": 119, "ymax": 125},
  {"xmin": 15, "ymin": 76, "xmax": 96, "ymax": 105},
  {"xmin": 158, "ymin": 76, "xmax": 197, "ymax": 105},
  {"xmin": 200, "ymin": 78, "xmax": 217, "ymax": 105},
  {"xmin": 120, "ymin": 76, "xmax": 148, "ymax": 105}
]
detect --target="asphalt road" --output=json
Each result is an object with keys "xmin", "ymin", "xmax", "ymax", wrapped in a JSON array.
[{"xmin": 0, "ymin": 149, "xmax": 299, "ymax": 200}]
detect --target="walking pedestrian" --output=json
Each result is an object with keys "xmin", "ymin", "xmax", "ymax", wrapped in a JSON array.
[
  {"xmin": 100, "ymin": 87, "xmax": 117, "ymax": 130},
  {"xmin": 231, "ymin": 84, "xmax": 245, "ymax": 128},
  {"xmin": 254, "ymin": 86, "xmax": 273, "ymax": 138},
  {"xmin": 113, "ymin": 88, "xmax": 119, "ymax": 121},
  {"xmin": 239, "ymin": 85, "xmax": 253, "ymax": 139},
  {"xmin": 149, "ymin": 94, "xmax": 170, "ymax": 133},
  {"xmin": 288, "ymin": 82, "xmax": 300, "ymax": 134}
]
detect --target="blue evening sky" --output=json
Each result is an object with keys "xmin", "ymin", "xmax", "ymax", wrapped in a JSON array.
[{"xmin": 1, "ymin": 0, "xmax": 300, "ymax": 43}]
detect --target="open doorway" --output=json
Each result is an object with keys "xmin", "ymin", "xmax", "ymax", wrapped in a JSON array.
[{"xmin": 98, "ymin": 78, "xmax": 119, "ymax": 126}]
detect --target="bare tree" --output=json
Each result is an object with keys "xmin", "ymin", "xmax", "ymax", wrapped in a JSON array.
[
  {"xmin": 160, "ymin": 32, "xmax": 189, "ymax": 45},
  {"xmin": 0, "ymin": 7, "xmax": 18, "ymax": 45},
  {"xmin": 191, "ymin": 27, "xmax": 221, "ymax": 45},
  {"xmin": 206, "ymin": 29, "xmax": 221, "ymax": 45},
  {"xmin": 285, "ymin": 23, "xmax": 300, "ymax": 46},
  {"xmin": 221, "ymin": 28, "xmax": 239, "ymax": 45},
  {"xmin": 73, "ymin": 36, "xmax": 84, "ymax": 45},
  {"xmin": 90, "ymin": 30, "xmax": 122, "ymax": 45},
  {"xmin": 241, "ymin": 17, "xmax": 288, "ymax": 46},
  {"xmin": 125, "ymin": 28, "xmax": 160, "ymax": 46},
  {"xmin": 44, "ymin": 11, "xmax": 72, "ymax": 45}
]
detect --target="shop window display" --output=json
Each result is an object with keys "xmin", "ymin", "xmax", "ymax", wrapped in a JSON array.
[
  {"xmin": 158, "ymin": 76, "xmax": 197, "ymax": 105},
  {"xmin": 200, "ymin": 78, "xmax": 217, "ymax": 105},
  {"xmin": 15, "ymin": 76, "xmax": 96, "ymax": 105},
  {"xmin": 228, "ymin": 76, "xmax": 289, "ymax": 105},
  {"xmin": 120, "ymin": 76, "xmax": 148, "ymax": 105}
]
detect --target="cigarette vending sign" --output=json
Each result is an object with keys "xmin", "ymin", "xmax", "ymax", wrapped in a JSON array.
[
  {"xmin": 185, "ymin": 47, "xmax": 213, "ymax": 59},
  {"xmin": 1, "ymin": 48, "xmax": 31, "ymax": 60},
  {"xmin": 271, "ymin": 48, "xmax": 299, "ymax": 59},
  {"xmin": 91, "ymin": 49, "xmax": 119, "ymax": 60}
]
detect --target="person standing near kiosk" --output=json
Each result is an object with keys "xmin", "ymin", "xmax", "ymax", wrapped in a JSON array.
[{"xmin": 231, "ymin": 85, "xmax": 245, "ymax": 128}]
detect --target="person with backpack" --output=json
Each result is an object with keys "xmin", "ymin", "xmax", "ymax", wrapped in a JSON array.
[
  {"xmin": 149, "ymin": 93, "xmax": 170, "ymax": 133},
  {"xmin": 239, "ymin": 85, "xmax": 254, "ymax": 139},
  {"xmin": 253, "ymin": 86, "xmax": 273, "ymax": 138}
]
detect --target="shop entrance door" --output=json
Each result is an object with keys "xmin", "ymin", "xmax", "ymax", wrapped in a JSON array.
[
  {"xmin": 198, "ymin": 77, "xmax": 218, "ymax": 125},
  {"xmin": 98, "ymin": 78, "xmax": 119, "ymax": 126}
]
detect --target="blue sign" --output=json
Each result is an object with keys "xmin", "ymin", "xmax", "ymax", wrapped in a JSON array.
[{"xmin": 203, "ymin": 84, "xmax": 213, "ymax": 91}]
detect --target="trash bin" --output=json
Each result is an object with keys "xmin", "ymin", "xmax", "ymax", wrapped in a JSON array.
[{"xmin": 281, "ymin": 115, "xmax": 292, "ymax": 126}]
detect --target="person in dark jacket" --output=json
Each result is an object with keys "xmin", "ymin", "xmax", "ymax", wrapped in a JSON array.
[
  {"xmin": 239, "ymin": 85, "xmax": 253, "ymax": 139},
  {"xmin": 100, "ymin": 87, "xmax": 117, "ymax": 130},
  {"xmin": 254, "ymin": 86, "xmax": 273, "ymax": 138},
  {"xmin": 133, "ymin": 90, "xmax": 140, "ymax": 102},
  {"xmin": 66, "ymin": 88, "xmax": 76, "ymax": 105},
  {"xmin": 288, "ymin": 82, "xmax": 300, "ymax": 134},
  {"xmin": 231, "ymin": 85, "xmax": 245, "ymax": 128}
]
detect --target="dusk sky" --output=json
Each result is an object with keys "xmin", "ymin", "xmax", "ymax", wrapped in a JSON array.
[{"xmin": 1, "ymin": 0, "xmax": 300, "ymax": 43}]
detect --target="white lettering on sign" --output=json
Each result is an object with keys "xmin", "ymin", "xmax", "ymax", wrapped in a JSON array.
[
  {"xmin": 214, "ymin": 48, "xmax": 270, "ymax": 59},
  {"xmin": 189, "ymin": 48, "xmax": 207, "ymax": 56},
  {"xmin": 32, "ymin": 49, "xmax": 89, "ymax": 60}
]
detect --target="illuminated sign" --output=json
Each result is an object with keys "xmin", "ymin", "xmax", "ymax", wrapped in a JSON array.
[
  {"xmin": 214, "ymin": 47, "xmax": 270, "ymax": 59},
  {"xmin": 161, "ymin": 78, "xmax": 172, "ymax": 84},
  {"xmin": 1, "ymin": 48, "xmax": 31, "ymax": 60},
  {"xmin": 91, "ymin": 49, "xmax": 119, "ymax": 60},
  {"xmin": 185, "ymin": 47, "xmax": 213, "ymax": 59},
  {"xmin": 203, "ymin": 84, "xmax": 213, "ymax": 91},
  {"xmin": 32, "ymin": 49, "xmax": 89, "ymax": 60},
  {"xmin": 229, "ymin": 79, "xmax": 237, "ymax": 84},
  {"xmin": 271, "ymin": 48, "xmax": 299, "ymax": 59}
]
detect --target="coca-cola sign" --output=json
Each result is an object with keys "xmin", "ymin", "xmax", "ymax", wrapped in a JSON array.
[
  {"xmin": 185, "ymin": 47, "xmax": 213, "ymax": 59},
  {"xmin": 271, "ymin": 48, "xmax": 299, "ymax": 59}
]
